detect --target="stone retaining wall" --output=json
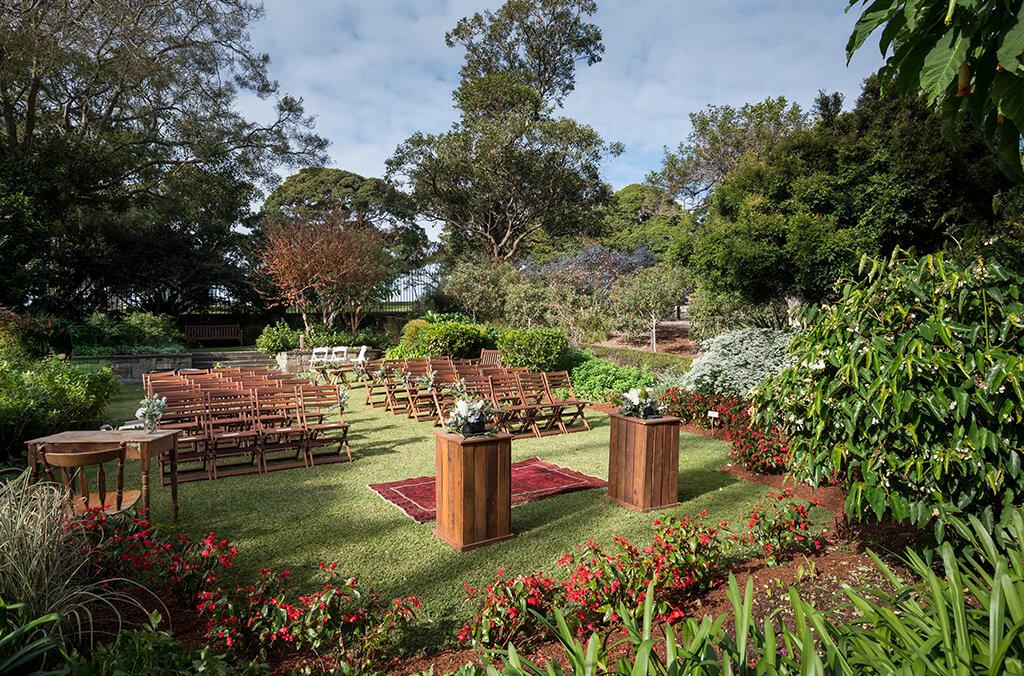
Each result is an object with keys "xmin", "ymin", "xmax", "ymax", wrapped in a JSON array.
[{"xmin": 71, "ymin": 353, "xmax": 193, "ymax": 384}]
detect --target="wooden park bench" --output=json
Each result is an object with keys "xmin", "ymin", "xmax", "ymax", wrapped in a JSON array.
[{"xmin": 184, "ymin": 324, "xmax": 244, "ymax": 348}]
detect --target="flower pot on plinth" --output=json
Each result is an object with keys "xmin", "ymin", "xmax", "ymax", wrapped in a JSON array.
[
  {"xmin": 606, "ymin": 413, "xmax": 681, "ymax": 512},
  {"xmin": 433, "ymin": 431, "xmax": 514, "ymax": 552}
]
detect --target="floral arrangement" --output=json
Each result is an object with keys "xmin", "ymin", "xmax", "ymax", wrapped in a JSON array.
[
  {"xmin": 393, "ymin": 370, "xmax": 412, "ymax": 387},
  {"xmin": 351, "ymin": 362, "xmax": 370, "ymax": 382},
  {"xmin": 414, "ymin": 370, "xmax": 437, "ymax": 391},
  {"xmin": 336, "ymin": 386, "xmax": 350, "ymax": 411},
  {"xmin": 135, "ymin": 395, "xmax": 167, "ymax": 432},
  {"xmin": 619, "ymin": 387, "xmax": 665, "ymax": 419},
  {"xmin": 446, "ymin": 394, "xmax": 495, "ymax": 437}
]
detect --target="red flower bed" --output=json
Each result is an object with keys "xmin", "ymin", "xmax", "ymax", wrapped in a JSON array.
[
  {"xmin": 734, "ymin": 489, "xmax": 824, "ymax": 565},
  {"xmin": 661, "ymin": 387, "xmax": 791, "ymax": 474},
  {"xmin": 460, "ymin": 512, "xmax": 726, "ymax": 647}
]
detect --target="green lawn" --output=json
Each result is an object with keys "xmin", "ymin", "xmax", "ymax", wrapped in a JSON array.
[{"xmin": 119, "ymin": 386, "xmax": 796, "ymax": 652}]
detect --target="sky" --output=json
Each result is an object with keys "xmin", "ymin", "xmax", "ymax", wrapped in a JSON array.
[{"xmin": 240, "ymin": 0, "xmax": 884, "ymax": 191}]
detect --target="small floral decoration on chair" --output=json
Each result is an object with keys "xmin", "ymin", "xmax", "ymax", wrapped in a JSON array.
[
  {"xmin": 446, "ymin": 394, "xmax": 496, "ymax": 437},
  {"xmin": 619, "ymin": 387, "xmax": 665, "ymax": 419},
  {"xmin": 136, "ymin": 396, "xmax": 167, "ymax": 432}
]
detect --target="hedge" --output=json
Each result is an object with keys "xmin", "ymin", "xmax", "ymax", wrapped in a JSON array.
[
  {"xmin": 497, "ymin": 328, "xmax": 570, "ymax": 372},
  {"xmin": 587, "ymin": 345, "xmax": 693, "ymax": 373}
]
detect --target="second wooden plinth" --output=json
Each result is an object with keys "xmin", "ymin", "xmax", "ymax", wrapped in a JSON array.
[
  {"xmin": 606, "ymin": 413, "xmax": 681, "ymax": 512},
  {"xmin": 433, "ymin": 431, "xmax": 514, "ymax": 552}
]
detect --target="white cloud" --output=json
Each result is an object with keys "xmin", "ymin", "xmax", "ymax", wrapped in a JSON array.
[{"xmin": 240, "ymin": 0, "xmax": 883, "ymax": 190}]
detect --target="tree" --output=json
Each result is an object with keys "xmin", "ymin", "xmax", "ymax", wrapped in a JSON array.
[
  {"xmin": 446, "ymin": 0, "xmax": 604, "ymax": 113},
  {"xmin": 611, "ymin": 264, "xmax": 686, "ymax": 352},
  {"xmin": 0, "ymin": 0, "xmax": 325, "ymax": 314},
  {"xmin": 685, "ymin": 77, "xmax": 1015, "ymax": 305},
  {"xmin": 260, "ymin": 213, "xmax": 393, "ymax": 332},
  {"xmin": 441, "ymin": 262, "xmax": 516, "ymax": 322},
  {"xmin": 846, "ymin": 0, "xmax": 1024, "ymax": 181},
  {"xmin": 599, "ymin": 183, "xmax": 689, "ymax": 259},
  {"xmin": 649, "ymin": 98, "xmax": 807, "ymax": 209},
  {"xmin": 388, "ymin": 0, "xmax": 617, "ymax": 265},
  {"xmin": 260, "ymin": 167, "xmax": 429, "ymax": 268}
]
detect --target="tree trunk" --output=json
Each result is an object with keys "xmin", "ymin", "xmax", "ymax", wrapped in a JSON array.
[{"xmin": 650, "ymin": 315, "xmax": 657, "ymax": 352}]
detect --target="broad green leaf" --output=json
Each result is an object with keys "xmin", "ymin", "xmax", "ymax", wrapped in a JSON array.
[
  {"xmin": 998, "ymin": 4, "xmax": 1024, "ymax": 71},
  {"xmin": 920, "ymin": 29, "xmax": 969, "ymax": 103}
]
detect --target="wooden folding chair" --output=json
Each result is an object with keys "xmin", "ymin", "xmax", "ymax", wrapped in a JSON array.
[
  {"xmin": 543, "ymin": 371, "xmax": 590, "ymax": 433},
  {"xmin": 255, "ymin": 389, "xmax": 307, "ymax": 472},
  {"xmin": 159, "ymin": 392, "xmax": 209, "ymax": 484},
  {"xmin": 488, "ymin": 373, "xmax": 537, "ymax": 439},
  {"xmin": 517, "ymin": 372, "xmax": 565, "ymax": 437},
  {"xmin": 204, "ymin": 390, "xmax": 261, "ymax": 479},
  {"xmin": 38, "ymin": 443, "xmax": 140, "ymax": 514},
  {"xmin": 299, "ymin": 385, "xmax": 351, "ymax": 464}
]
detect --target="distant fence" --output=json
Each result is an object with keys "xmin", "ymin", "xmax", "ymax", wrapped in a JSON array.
[{"xmin": 103, "ymin": 267, "xmax": 440, "ymax": 318}]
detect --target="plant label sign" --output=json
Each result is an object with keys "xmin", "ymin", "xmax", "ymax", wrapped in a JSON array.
[{"xmin": 707, "ymin": 410, "xmax": 719, "ymax": 419}]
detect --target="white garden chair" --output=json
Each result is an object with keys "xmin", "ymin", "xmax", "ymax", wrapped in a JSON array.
[
  {"xmin": 329, "ymin": 346, "xmax": 348, "ymax": 364},
  {"xmin": 352, "ymin": 345, "xmax": 368, "ymax": 363},
  {"xmin": 309, "ymin": 347, "xmax": 330, "ymax": 369}
]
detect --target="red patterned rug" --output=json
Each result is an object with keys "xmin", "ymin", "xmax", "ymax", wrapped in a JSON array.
[{"xmin": 368, "ymin": 457, "xmax": 607, "ymax": 523}]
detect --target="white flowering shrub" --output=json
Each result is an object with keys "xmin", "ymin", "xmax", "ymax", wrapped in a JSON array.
[
  {"xmin": 679, "ymin": 328, "xmax": 794, "ymax": 397},
  {"xmin": 754, "ymin": 251, "xmax": 1024, "ymax": 542}
]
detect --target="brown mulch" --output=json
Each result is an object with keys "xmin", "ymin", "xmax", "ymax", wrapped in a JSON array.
[{"xmin": 597, "ymin": 320, "xmax": 699, "ymax": 357}]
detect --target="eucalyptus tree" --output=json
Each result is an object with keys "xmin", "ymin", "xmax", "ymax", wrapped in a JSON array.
[{"xmin": 388, "ymin": 0, "xmax": 619, "ymax": 265}]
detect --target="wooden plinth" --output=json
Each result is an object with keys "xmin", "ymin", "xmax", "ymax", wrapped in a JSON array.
[
  {"xmin": 606, "ymin": 413, "xmax": 681, "ymax": 512},
  {"xmin": 433, "ymin": 432, "xmax": 514, "ymax": 552}
]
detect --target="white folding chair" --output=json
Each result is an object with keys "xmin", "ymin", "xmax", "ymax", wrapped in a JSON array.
[
  {"xmin": 309, "ymin": 347, "xmax": 330, "ymax": 368},
  {"xmin": 329, "ymin": 346, "xmax": 349, "ymax": 364},
  {"xmin": 352, "ymin": 345, "xmax": 368, "ymax": 363}
]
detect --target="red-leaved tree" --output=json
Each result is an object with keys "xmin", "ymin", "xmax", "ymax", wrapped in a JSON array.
[{"xmin": 260, "ymin": 212, "xmax": 394, "ymax": 331}]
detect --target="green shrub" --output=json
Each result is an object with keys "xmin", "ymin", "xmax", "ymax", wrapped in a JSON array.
[
  {"xmin": 588, "ymin": 345, "xmax": 693, "ymax": 374},
  {"xmin": 681, "ymin": 328, "xmax": 794, "ymax": 397},
  {"xmin": 0, "ymin": 358, "xmax": 119, "ymax": 462},
  {"xmin": 0, "ymin": 311, "xmax": 69, "ymax": 358},
  {"xmin": 401, "ymin": 319, "xmax": 431, "ymax": 348},
  {"xmin": 755, "ymin": 251, "xmax": 1024, "ymax": 539},
  {"xmin": 420, "ymin": 311, "xmax": 473, "ymax": 324},
  {"xmin": 497, "ymin": 328, "xmax": 569, "ymax": 372},
  {"xmin": 255, "ymin": 321, "xmax": 301, "ymax": 355},
  {"xmin": 687, "ymin": 281, "xmax": 791, "ymax": 341},
  {"xmin": 570, "ymin": 357, "xmax": 654, "ymax": 402},
  {"xmin": 68, "ymin": 312, "xmax": 183, "ymax": 356},
  {"xmin": 417, "ymin": 322, "xmax": 492, "ymax": 359},
  {"xmin": 66, "ymin": 613, "xmax": 236, "ymax": 674}
]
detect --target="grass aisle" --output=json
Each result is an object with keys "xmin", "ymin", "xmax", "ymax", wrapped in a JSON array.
[{"xmin": 120, "ymin": 386, "xmax": 784, "ymax": 651}]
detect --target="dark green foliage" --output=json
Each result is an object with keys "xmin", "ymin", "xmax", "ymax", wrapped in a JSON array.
[
  {"xmin": 755, "ymin": 250, "xmax": 1024, "ymax": 539},
  {"xmin": 254, "ymin": 321, "xmax": 302, "ymax": 356},
  {"xmin": 0, "ymin": 357, "xmax": 119, "ymax": 462},
  {"xmin": 497, "ymin": 328, "xmax": 570, "ymax": 372},
  {"xmin": 393, "ymin": 322, "xmax": 494, "ymax": 359},
  {"xmin": 68, "ymin": 312, "xmax": 184, "ymax": 356},
  {"xmin": 586, "ymin": 346, "xmax": 692, "ymax": 374},
  {"xmin": 686, "ymin": 78, "xmax": 1015, "ymax": 304},
  {"xmin": 847, "ymin": 0, "xmax": 1024, "ymax": 181},
  {"xmin": 599, "ymin": 184, "xmax": 689, "ymax": 259},
  {"xmin": 0, "ymin": 599, "xmax": 60, "ymax": 674},
  {"xmin": 66, "ymin": 613, "xmax": 237, "ymax": 675},
  {"xmin": 420, "ymin": 311, "xmax": 474, "ymax": 325}
]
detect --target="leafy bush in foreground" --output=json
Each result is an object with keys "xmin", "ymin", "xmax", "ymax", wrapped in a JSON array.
[
  {"xmin": 0, "ymin": 357, "xmax": 119, "ymax": 462},
  {"xmin": 463, "ymin": 509, "xmax": 1024, "ymax": 675},
  {"xmin": 755, "ymin": 251, "xmax": 1024, "ymax": 540},
  {"xmin": 680, "ymin": 328, "xmax": 794, "ymax": 397}
]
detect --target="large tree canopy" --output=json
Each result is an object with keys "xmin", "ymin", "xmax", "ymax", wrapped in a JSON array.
[
  {"xmin": 388, "ymin": 0, "xmax": 617, "ymax": 266},
  {"xmin": 846, "ymin": 0, "xmax": 1024, "ymax": 181},
  {"xmin": 0, "ymin": 0, "xmax": 325, "ymax": 314},
  {"xmin": 650, "ymin": 97, "xmax": 807, "ymax": 209},
  {"xmin": 684, "ymin": 78, "xmax": 1016, "ymax": 305},
  {"xmin": 599, "ymin": 183, "xmax": 689, "ymax": 259},
  {"xmin": 260, "ymin": 167, "xmax": 428, "ymax": 268}
]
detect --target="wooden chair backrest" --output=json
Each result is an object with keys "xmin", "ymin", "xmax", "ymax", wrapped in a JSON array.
[
  {"xmin": 39, "ymin": 443, "xmax": 129, "ymax": 514},
  {"xmin": 479, "ymin": 349, "xmax": 501, "ymax": 366},
  {"xmin": 517, "ymin": 373, "xmax": 551, "ymax": 404},
  {"xmin": 543, "ymin": 371, "xmax": 578, "ymax": 399}
]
